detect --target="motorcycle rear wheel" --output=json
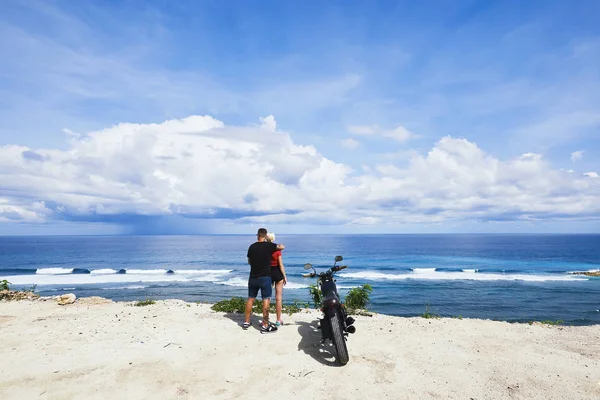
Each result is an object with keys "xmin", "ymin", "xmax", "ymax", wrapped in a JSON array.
[{"xmin": 330, "ymin": 308, "xmax": 349, "ymax": 365}]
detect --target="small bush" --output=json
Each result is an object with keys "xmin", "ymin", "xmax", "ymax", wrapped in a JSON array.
[
  {"xmin": 1, "ymin": 280, "xmax": 40, "ymax": 301},
  {"xmin": 211, "ymin": 296, "xmax": 306, "ymax": 315},
  {"xmin": 344, "ymin": 284, "xmax": 373, "ymax": 310},
  {"xmin": 212, "ymin": 297, "xmax": 247, "ymax": 313},
  {"xmin": 539, "ymin": 320, "xmax": 563, "ymax": 326},
  {"xmin": 307, "ymin": 284, "xmax": 322, "ymax": 309},
  {"xmin": 421, "ymin": 304, "xmax": 440, "ymax": 319},
  {"xmin": 134, "ymin": 299, "xmax": 156, "ymax": 307}
]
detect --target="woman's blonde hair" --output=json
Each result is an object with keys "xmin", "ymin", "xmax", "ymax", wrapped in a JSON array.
[{"xmin": 266, "ymin": 232, "xmax": 276, "ymax": 242}]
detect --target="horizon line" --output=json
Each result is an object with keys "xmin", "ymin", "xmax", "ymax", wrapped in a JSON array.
[{"xmin": 2, "ymin": 232, "xmax": 600, "ymax": 238}]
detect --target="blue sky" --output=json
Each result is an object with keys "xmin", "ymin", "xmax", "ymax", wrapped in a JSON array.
[{"xmin": 1, "ymin": 0, "xmax": 599, "ymax": 234}]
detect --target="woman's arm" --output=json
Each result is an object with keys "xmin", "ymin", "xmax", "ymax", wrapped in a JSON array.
[{"xmin": 278, "ymin": 255, "xmax": 287, "ymax": 285}]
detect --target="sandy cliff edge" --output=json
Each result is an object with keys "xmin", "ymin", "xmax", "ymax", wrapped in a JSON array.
[{"xmin": 0, "ymin": 298, "xmax": 599, "ymax": 400}]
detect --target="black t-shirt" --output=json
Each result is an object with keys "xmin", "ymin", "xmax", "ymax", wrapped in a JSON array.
[{"xmin": 247, "ymin": 241, "xmax": 278, "ymax": 278}]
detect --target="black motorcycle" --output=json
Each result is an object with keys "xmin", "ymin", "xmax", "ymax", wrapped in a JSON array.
[{"xmin": 302, "ymin": 255, "xmax": 356, "ymax": 366}]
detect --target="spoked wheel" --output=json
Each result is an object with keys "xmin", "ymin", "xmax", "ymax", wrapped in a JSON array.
[{"xmin": 329, "ymin": 308, "xmax": 349, "ymax": 365}]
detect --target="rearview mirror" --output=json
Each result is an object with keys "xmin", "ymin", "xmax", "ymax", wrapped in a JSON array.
[
  {"xmin": 335, "ymin": 255, "xmax": 343, "ymax": 262},
  {"xmin": 303, "ymin": 263, "xmax": 313, "ymax": 270}
]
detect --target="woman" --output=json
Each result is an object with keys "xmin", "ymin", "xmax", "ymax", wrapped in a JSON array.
[{"xmin": 266, "ymin": 232, "xmax": 286, "ymax": 326}]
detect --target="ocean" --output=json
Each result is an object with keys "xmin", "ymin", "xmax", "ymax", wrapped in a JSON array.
[{"xmin": 1, "ymin": 234, "xmax": 599, "ymax": 325}]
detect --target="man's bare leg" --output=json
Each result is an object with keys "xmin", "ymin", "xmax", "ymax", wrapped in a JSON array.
[
  {"xmin": 244, "ymin": 298, "xmax": 255, "ymax": 324},
  {"xmin": 262, "ymin": 298, "xmax": 270, "ymax": 327}
]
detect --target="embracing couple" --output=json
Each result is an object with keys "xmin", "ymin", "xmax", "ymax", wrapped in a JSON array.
[{"xmin": 243, "ymin": 227, "xmax": 287, "ymax": 334}]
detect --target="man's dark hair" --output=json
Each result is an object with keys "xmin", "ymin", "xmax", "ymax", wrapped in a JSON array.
[{"xmin": 257, "ymin": 228, "xmax": 267, "ymax": 238}]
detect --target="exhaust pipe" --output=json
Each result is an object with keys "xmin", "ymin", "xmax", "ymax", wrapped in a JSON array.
[
  {"xmin": 346, "ymin": 325, "xmax": 356, "ymax": 334},
  {"xmin": 346, "ymin": 317, "xmax": 355, "ymax": 326}
]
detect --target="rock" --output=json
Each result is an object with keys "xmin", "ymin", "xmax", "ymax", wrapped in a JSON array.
[
  {"xmin": 57, "ymin": 293, "xmax": 76, "ymax": 305},
  {"xmin": 574, "ymin": 271, "xmax": 600, "ymax": 277},
  {"xmin": 0, "ymin": 290, "xmax": 40, "ymax": 301}
]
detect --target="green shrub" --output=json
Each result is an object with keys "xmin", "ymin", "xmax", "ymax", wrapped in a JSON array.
[
  {"xmin": 421, "ymin": 304, "xmax": 440, "ymax": 319},
  {"xmin": 211, "ymin": 296, "xmax": 307, "ymax": 315},
  {"xmin": 539, "ymin": 320, "xmax": 563, "ymax": 326},
  {"xmin": 1, "ymin": 280, "xmax": 10, "ymax": 291},
  {"xmin": 212, "ymin": 297, "xmax": 247, "ymax": 313},
  {"xmin": 134, "ymin": 299, "xmax": 156, "ymax": 307},
  {"xmin": 307, "ymin": 284, "xmax": 322, "ymax": 309},
  {"xmin": 306, "ymin": 283, "xmax": 374, "ymax": 314},
  {"xmin": 344, "ymin": 284, "xmax": 373, "ymax": 310}
]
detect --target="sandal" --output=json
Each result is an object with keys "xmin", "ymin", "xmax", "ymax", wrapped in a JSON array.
[
  {"xmin": 260, "ymin": 324, "xmax": 278, "ymax": 334},
  {"xmin": 241, "ymin": 322, "xmax": 251, "ymax": 330},
  {"xmin": 275, "ymin": 320, "xmax": 284, "ymax": 326}
]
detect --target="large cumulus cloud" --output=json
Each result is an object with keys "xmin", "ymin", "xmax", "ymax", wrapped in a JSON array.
[{"xmin": 1, "ymin": 115, "xmax": 599, "ymax": 229}]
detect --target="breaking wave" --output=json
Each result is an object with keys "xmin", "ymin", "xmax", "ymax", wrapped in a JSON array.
[{"xmin": 339, "ymin": 269, "xmax": 590, "ymax": 282}]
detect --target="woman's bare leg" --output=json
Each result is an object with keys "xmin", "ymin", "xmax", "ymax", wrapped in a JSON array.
[{"xmin": 276, "ymin": 280, "xmax": 284, "ymax": 322}]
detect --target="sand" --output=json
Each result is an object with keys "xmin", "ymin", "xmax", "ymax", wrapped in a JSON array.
[{"xmin": 1, "ymin": 298, "xmax": 599, "ymax": 400}]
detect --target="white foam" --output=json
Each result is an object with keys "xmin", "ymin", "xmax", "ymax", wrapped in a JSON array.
[
  {"xmin": 462, "ymin": 269, "xmax": 479, "ymax": 273},
  {"xmin": 284, "ymin": 282, "xmax": 309, "ymax": 289},
  {"xmin": 411, "ymin": 268, "xmax": 437, "ymax": 274},
  {"xmin": 175, "ymin": 269, "xmax": 233, "ymax": 275},
  {"xmin": 90, "ymin": 269, "xmax": 118, "ymax": 274},
  {"xmin": 126, "ymin": 269, "xmax": 169, "ymax": 274},
  {"xmin": 339, "ymin": 270, "xmax": 588, "ymax": 282},
  {"xmin": 214, "ymin": 278, "xmax": 308, "ymax": 289},
  {"xmin": 215, "ymin": 277, "xmax": 247, "ymax": 287},
  {"xmin": 0, "ymin": 269, "xmax": 232, "ymax": 286},
  {"xmin": 339, "ymin": 271, "xmax": 400, "ymax": 281},
  {"xmin": 36, "ymin": 268, "xmax": 74, "ymax": 275}
]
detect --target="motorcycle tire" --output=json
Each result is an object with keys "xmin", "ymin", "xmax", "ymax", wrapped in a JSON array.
[{"xmin": 330, "ymin": 308, "xmax": 349, "ymax": 365}]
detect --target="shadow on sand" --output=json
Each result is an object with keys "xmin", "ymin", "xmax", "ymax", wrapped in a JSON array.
[
  {"xmin": 219, "ymin": 313, "xmax": 342, "ymax": 366},
  {"xmin": 296, "ymin": 320, "xmax": 341, "ymax": 367},
  {"xmin": 221, "ymin": 312, "xmax": 262, "ymax": 332}
]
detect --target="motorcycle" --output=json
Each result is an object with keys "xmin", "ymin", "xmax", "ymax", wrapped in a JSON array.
[{"xmin": 302, "ymin": 255, "xmax": 356, "ymax": 366}]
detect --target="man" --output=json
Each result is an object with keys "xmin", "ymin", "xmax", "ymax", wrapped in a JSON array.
[{"xmin": 243, "ymin": 227, "xmax": 285, "ymax": 333}]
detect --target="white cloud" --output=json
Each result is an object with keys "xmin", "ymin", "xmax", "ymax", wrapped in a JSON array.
[
  {"xmin": 0, "ymin": 198, "xmax": 52, "ymax": 223},
  {"xmin": 348, "ymin": 125, "xmax": 378, "ymax": 135},
  {"xmin": 347, "ymin": 124, "xmax": 416, "ymax": 142},
  {"xmin": 571, "ymin": 150, "xmax": 584, "ymax": 162},
  {"xmin": 1, "ymin": 116, "xmax": 600, "ymax": 229},
  {"xmin": 519, "ymin": 152, "xmax": 542, "ymax": 161},
  {"xmin": 341, "ymin": 138, "xmax": 360, "ymax": 149},
  {"xmin": 259, "ymin": 115, "xmax": 277, "ymax": 132},
  {"xmin": 385, "ymin": 126, "xmax": 414, "ymax": 142}
]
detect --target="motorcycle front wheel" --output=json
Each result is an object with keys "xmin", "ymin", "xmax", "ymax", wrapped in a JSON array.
[{"xmin": 329, "ymin": 308, "xmax": 349, "ymax": 365}]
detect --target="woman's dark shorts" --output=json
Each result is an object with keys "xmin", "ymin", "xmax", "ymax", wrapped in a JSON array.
[
  {"xmin": 271, "ymin": 266, "xmax": 284, "ymax": 284},
  {"xmin": 248, "ymin": 276, "xmax": 272, "ymax": 299}
]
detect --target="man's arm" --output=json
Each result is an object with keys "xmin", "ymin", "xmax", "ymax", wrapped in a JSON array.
[{"xmin": 247, "ymin": 257, "xmax": 251, "ymax": 265}]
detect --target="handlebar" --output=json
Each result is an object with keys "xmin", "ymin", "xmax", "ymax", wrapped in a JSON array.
[{"xmin": 302, "ymin": 265, "xmax": 347, "ymax": 278}]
